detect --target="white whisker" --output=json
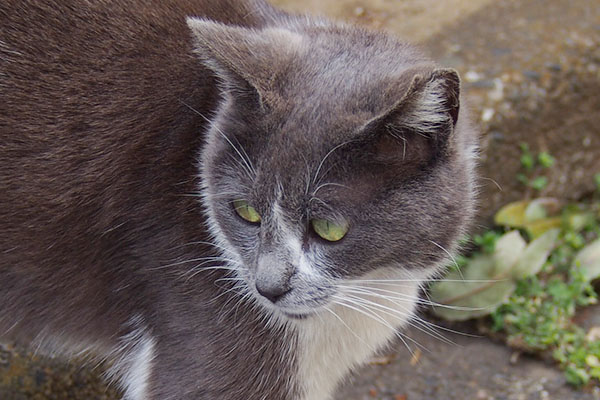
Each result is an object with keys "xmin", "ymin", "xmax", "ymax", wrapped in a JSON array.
[
  {"xmin": 428, "ymin": 240, "xmax": 464, "ymax": 280},
  {"xmin": 339, "ymin": 285, "xmax": 487, "ymax": 311},
  {"xmin": 179, "ymin": 100, "xmax": 255, "ymax": 178},
  {"xmin": 340, "ymin": 292, "xmax": 455, "ymax": 346},
  {"xmin": 332, "ymin": 295, "xmax": 427, "ymax": 356},
  {"xmin": 323, "ymin": 305, "xmax": 374, "ymax": 351},
  {"xmin": 151, "ymin": 256, "xmax": 233, "ymax": 270},
  {"xmin": 312, "ymin": 140, "xmax": 353, "ymax": 185}
]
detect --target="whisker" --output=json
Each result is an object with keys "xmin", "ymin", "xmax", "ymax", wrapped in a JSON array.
[
  {"xmin": 312, "ymin": 140, "xmax": 354, "ymax": 185},
  {"xmin": 166, "ymin": 240, "xmax": 232, "ymax": 253},
  {"xmin": 410, "ymin": 313, "xmax": 480, "ymax": 339},
  {"xmin": 428, "ymin": 240, "xmax": 464, "ymax": 280},
  {"xmin": 213, "ymin": 279, "xmax": 248, "ymax": 304},
  {"xmin": 179, "ymin": 100, "xmax": 255, "ymax": 178},
  {"xmin": 214, "ymin": 277, "xmax": 245, "ymax": 284},
  {"xmin": 179, "ymin": 264, "xmax": 239, "ymax": 282},
  {"xmin": 340, "ymin": 292, "xmax": 456, "ymax": 346},
  {"xmin": 151, "ymin": 256, "xmax": 233, "ymax": 270},
  {"xmin": 332, "ymin": 295, "xmax": 427, "ymax": 356},
  {"xmin": 312, "ymin": 182, "xmax": 349, "ymax": 197},
  {"xmin": 323, "ymin": 305, "xmax": 374, "ymax": 351},
  {"xmin": 341, "ymin": 294, "xmax": 441, "ymax": 350},
  {"xmin": 350, "ymin": 278, "xmax": 502, "ymax": 283},
  {"xmin": 338, "ymin": 285, "xmax": 488, "ymax": 311},
  {"xmin": 480, "ymin": 176, "xmax": 503, "ymax": 192}
]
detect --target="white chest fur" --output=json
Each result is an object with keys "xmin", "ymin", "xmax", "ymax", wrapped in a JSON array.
[{"xmin": 294, "ymin": 278, "xmax": 421, "ymax": 400}]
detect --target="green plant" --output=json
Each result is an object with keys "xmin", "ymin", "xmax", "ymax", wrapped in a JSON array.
[
  {"xmin": 516, "ymin": 143, "xmax": 555, "ymax": 191},
  {"xmin": 491, "ymin": 266, "xmax": 599, "ymax": 386},
  {"xmin": 430, "ymin": 191, "xmax": 600, "ymax": 387}
]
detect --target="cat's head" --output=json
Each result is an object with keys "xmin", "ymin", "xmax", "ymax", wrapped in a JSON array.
[{"xmin": 187, "ymin": 17, "xmax": 477, "ymax": 319}]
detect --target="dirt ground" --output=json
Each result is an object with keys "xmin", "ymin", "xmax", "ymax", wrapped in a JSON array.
[
  {"xmin": 335, "ymin": 323, "xmax": 600, "ymax": 400},
  {"xmin": 271, "ymin": 0, "xmax": 495, "ymax": 43}
]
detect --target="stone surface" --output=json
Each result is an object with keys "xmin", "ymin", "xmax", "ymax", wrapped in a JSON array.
[{"xmin": 335, "ymin": 326, "xmax": 600, "ymax": 400}]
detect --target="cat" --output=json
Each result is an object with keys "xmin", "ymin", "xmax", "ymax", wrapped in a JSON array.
[{"xmin": 0, "ymin": 0, "xmax": 478, "ymax": 399}]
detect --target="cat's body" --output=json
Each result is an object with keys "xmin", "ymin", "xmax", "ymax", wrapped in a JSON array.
[{"xmin": 0, "ymin": 1, "xmax": 477, "ymax": 399}]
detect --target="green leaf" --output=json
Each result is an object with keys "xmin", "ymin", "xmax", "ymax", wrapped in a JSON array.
[
  {"xmin": 493, "ymin": 230, "xmax": 526, "ymax": 275},
  {"xmin": 494, "ymin": 201, "xmax": 529, "ymax": 227},
  {"xmin": 521, "ymin": 153, "xmax": 535, "ymax": 170},
  {"xmin": 429, "ymin": 254, "xmax": 516, "ymax": 321},
  {"xmin": 524, "ymin": 200, "xmax": 548, "ymax": 221},
  {"xmin": 565, "ymin": 212, "xmax": 595, "ymax": 232},
  {"xmin": 473, "ymin": 231, "xmax": 502, "ymax": 254},
  {"xmin": 512, "ymin": 229, "xmax": 560, "ymax": 279},
  {"xmin": 586, "ymin": 355, "xmax": 600, "ymax": 368},
  {"xmin": 565, "ymin": 365, "xmax": 590, "ymax": 386},
  {"xmin": 495, "ymin": 199, "xmax": 561, "ymax": 232},
  {"xmin": 517, "ymin": 173, "xmax": 529, "ymax": 185},
  {"xmin": 538, "ymin": 152, "xmax": 556, "ymax": 168},
  {"xmin": 530, "ymin": 176, "xmax": 549, "ymax": 190},
  {"xmin": 574, "ymin": 239, "xmax": 600, "ymax": 281},
  {"xmin": 525, "ymin": 198, "xmax": 560, "ymax": 220},
  {"xmin": 524, "ymin": 217, "xmax": 562, "ymax": 239}
]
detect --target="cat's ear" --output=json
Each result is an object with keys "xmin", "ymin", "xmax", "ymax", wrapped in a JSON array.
[
  {"xmin": 360, "ymin": 69, "xmax": 461, "ymax": 164},
  {"xmin": 186, "ymin": 17, "xmax": 301, "ymax": 107}
]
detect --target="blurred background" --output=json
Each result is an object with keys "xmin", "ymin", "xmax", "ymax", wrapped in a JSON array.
[{"xmin": 1, "ymin": 0, "xmax": 599, "ymax": 399}]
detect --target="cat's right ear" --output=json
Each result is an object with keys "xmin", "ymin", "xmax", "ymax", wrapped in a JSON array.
[{"xmin": 186, "ymin": 17, "xmax": 302, "ymax": 108}]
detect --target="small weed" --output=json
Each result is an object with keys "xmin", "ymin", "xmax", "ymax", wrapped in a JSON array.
[
  {"xmin": 472, "ymin": 231, "xmax": 502, "ymax": 254},
  {"xmin": 517, "ymin": 143, "xmax": 554, "ymax": 191},
  {"xmin": 538, "ymin": 152, "xmax": 556, "ymax": 168},
  {"xmin": 431, "ymin": 175, "xmax": 600, "ymax": 387}
]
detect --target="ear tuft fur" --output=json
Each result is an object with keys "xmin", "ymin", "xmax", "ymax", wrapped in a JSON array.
[
  {"xmin": 357, "ymin": 68, "xmax": 462, "ymax": 166},
  {"xmin": 399, "ymin": 68, "xmax": 461, "ymax": 135}
]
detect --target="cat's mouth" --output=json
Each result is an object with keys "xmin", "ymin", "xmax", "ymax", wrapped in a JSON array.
[
  {"xmin": 253, "ymin": 289, "xmax": 332, "ymax": 319},
  {"xmin": 282, "ymin": 311, "xmax": 311, "ymax": 320}
]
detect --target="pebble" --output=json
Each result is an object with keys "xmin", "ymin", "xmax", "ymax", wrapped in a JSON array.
[
  {"xmin": 354, "ymin": 7, "xmax": 365, "ymax": 17},
  {"xmin": 465, "ymin": 70, "xmax": 484, "ymax": 82},
  {"xmin": 481, "ymin": 108, "xmax": 495, "ymax": 122},
  {"xmin": 488, "ymin": 78, "xmax": 505, "ymax": 101},
  {"xmin": 523, "ymin": 70, "xmax": 541, "ymax": 80}
]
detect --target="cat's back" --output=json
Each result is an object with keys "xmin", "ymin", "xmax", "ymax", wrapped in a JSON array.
[
  {"xmin": 0, "ymin": 0, "xmax": 276, "ymax": 140},
  {"xmin": 0, "ymin": 0, "xmax": 278, "ymax": 241}
]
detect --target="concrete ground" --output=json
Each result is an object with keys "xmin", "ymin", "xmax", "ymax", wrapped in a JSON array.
[{"xmin": 336, "ymin": 323, "xmax": 600, "ymax": 400}]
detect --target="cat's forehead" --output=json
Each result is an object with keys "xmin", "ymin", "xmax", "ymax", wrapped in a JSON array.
[
  {"xmin": 215, "ymin": 26, "xmax": 438, "ymax": 208},
  {"xmin": 281, "ymin": 27, "xmax": 425, "ymax": 108}
]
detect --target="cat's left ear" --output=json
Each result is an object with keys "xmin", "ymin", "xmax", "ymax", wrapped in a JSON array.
[
  {"xmin": 361, "ymin": 68, "xmax": 461, "ymax": 162},
  {"xmin": 186, "ymin": 17, "xmax": 301, "ymax": 107}
]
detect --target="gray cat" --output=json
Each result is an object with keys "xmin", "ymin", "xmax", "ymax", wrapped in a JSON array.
[{"xmin": 0, "ymin": 0, "xmax": 478, "ymax": 399}]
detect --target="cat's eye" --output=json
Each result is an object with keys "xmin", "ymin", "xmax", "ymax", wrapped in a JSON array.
[
  {"xmin": 311, "ymin": 218, "xmax": 348, "ymax": 242},
  {"xmin": 233, "ymin": 200, "xmax": 261, "ymax": 224}
]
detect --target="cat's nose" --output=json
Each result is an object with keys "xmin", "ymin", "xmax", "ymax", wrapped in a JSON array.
[
  {"xmin": 255, "ymin": 253, "xmax": 294, "ymax": 303},
  {"xmin": 255, "ymin": 280, "xmax": 291, "ymax": 303}
]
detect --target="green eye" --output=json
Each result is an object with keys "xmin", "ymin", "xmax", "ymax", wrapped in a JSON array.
[
  {"xmin": 311, "ymin": 218, "xmax": 349, "ymax": 242},
  {"xmin": 233, "ymin": 200, "xmax": 261, "ymax": 224}
]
